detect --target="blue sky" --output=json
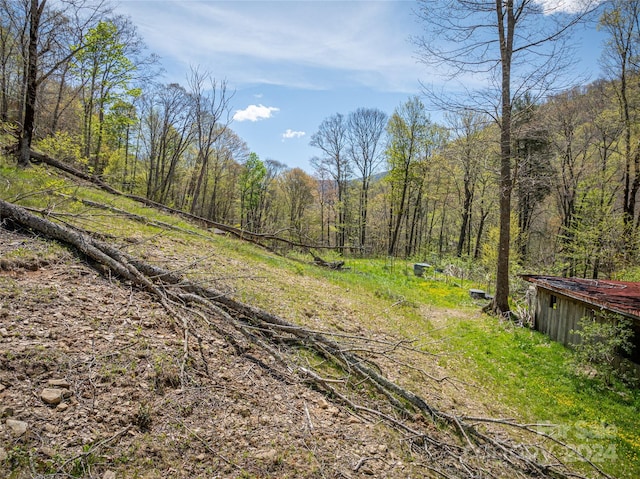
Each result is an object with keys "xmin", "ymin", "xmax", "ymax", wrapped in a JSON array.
[{"xmin": 116, "ymin": 0, "xmax": 608, "ymax": 172}]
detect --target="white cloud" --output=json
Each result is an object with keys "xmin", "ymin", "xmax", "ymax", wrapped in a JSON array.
[
  {"xmin": 534, "ymin": 0, "xmax": 603, "ymax": 14},
  {"xmin": 117, "ymin": 1, "xmax": 422, "ymax": 92},
  {"xmin": 233, "ymin": 104, "xmax": 279, "ymax": 122},
  {"xmin": 282, "ymin": 129, "xmax": 306, "ymax": 141}
]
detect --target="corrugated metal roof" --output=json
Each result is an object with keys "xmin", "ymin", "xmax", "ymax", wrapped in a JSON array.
[{"xmin": 522, "ymin": 275, "xmax": 640, "ymax": 319}]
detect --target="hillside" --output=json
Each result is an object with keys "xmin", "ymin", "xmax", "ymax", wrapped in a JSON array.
[
  {"xmin": 0, "ymin": 226, "xmax": 408, "ymax": 478},
  {"xmin": 1, "ymin": 157, "xmax": 638, "ymax": 479}
]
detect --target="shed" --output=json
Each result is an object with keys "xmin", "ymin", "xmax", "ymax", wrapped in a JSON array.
[{"xmin": 522, "ymin": 275, "xmax": 640, "ymax": 364}]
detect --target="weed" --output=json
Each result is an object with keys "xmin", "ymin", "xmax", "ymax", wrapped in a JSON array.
[
  {"xmin": 0, "ymin": 277, "xmax": 20, "ymax": 298},
  {"xmin": 571, "ymin": 312, "xmax": 635, "ymax": 386},
  {"xmin": 151, "ymin": 354, "xmax": 181, "ymax": 394},
  {"xmin": 178, "ymin": 402, "xmax": 194, "ymax": 417},
  {"xmin": 134, "ymin": 402, "xmax": 153, "ymax": 432},
  {"xmin": 7, "ymin": 446, "xmax": 31, "ymax": 471},
  {"xmin": 68, "ymin": 445, "xmax": 101, "ymax": 478}
]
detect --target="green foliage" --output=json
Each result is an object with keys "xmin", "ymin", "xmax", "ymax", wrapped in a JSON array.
[
  {"xmin": 72, "ymin": 20, "xmax": 140, "ymax": 172},
  {"xmin": 5, "ymin": 445, "xmax": 64, "ymax": 477},
  {"xmin": 68, "ymin": 444, "xmax": 102, "ymax": 477},
  {"xmin": 479, "ymin": 214, "xmax": 523, "ymax": 293},
  {"xmin": 384, "ymin": 97, "xmax": 450, "ymax": 256},
  {"xmin": 612, "ymin": 266, "xmax": 640, "ymax": 282},
  {"xmin": 135, "ymin": 402, "xmax": 153, "ymax": 432},
  {"xmin": 239, "ymin": 152, "xmax": 267, "ymax": 230},
  {"xmin": 102, "ymin": 147, "xmax": 128, "ymax": 182},
  {"xmin": 73, "ymin": 21, "xmax": 136, "ymax": 94},
  {"xmin": 338, "ymin": 258, "xmax": 477, "ymax": 310},
  {"xmin": 571, "ymin": 312, "xmax": 635, "ymax": 386},
  {"xmin": 439, "ymin": 316, "xmax": 640, "ymax": 478},
  {"xmin": 36, "ymin": 131, "xmax": 85, "ymax": 165},
  {"xmin": 103, "ymin": 99, "xmax": 138, "ymax": 144},
  {"xmin": 561, "ymin": 184, "xmax": 624, "ymax": 278},
  {"xmin": 6, "ymin": 446, "xmax": 31, "ymax": 471}
]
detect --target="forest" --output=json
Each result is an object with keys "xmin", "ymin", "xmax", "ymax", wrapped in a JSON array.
[
  {"xmin": 3, "ymin": 2, "xmax": 640, "ymax": 477},
  {"xmin": 2, "ymin": 0, "xmax": 640, "ymax": 300}
]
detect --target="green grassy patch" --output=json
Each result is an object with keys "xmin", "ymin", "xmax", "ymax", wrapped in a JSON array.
[
  {"xmin": 336, "ymin": 258, "xmax": 479, "ymax": 309},
  {"xmin": 436, "ymin": 316, "xmax": 640, "ymax": 478},
  {"xmin": 291, "ymin": 258, "xmax": 640, "ymax": 478}
]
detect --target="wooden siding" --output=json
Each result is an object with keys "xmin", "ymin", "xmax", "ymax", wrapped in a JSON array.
[
  {"xmin": 529, "ymin": 287, "xmax": 591, "ymax": 346},
  {"xmin": 527, "ymin": 281, "xmax": 640, "ymax": 363}
]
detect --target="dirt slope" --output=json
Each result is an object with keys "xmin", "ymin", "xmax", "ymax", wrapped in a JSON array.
[{"xmin": 0, "ymin": 227, "xmax": 424, "ymax": 478}]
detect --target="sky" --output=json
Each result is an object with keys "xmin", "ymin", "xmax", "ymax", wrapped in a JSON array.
[{"xmin": 115, "ymin": 0, "xmax": 608, "ymax": 172}]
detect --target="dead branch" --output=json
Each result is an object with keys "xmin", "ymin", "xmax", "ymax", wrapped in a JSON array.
[
  {"xmin": 311, "ymin": 252, "xmax": 345, "ymax": 270},
  {"xmin": 56, "ymin": 194, "xmax": 212, "ymax": 238},
  {"xmin": 0, "ymin": 197, "xmax": 611, "ymax": 479},
  {"xmin": 460, "ymin": 416, "xmax": 614, "ymax": 479},
  {"xmin": 29, "ymin": 148, "xmax": 339, "ymax": 252}
]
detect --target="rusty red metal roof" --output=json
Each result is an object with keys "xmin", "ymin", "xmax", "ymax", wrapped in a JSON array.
[{"xmin": 522, "ymin": 275, "xmax": 640, "ymax": 319}]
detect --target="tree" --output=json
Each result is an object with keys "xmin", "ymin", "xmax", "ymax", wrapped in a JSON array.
[
  {"xmin": 15, "ymin": 0, "xmax": 106, "ymax": 167},
  {"xmin": 102, "ymin": 97, "xmax": 138, "ymax": 187},
  {"xmin": 544, "ymin": 81, "xmax": 626, "ymax": 279},
  {"xmin": 512, "ymin": 96, "xmax": 552, "ymax": 263},
  {"xmin": 583, "ymin": 80, "xmax": 624, "ymax": 277},
  {"xmin": 18, "ymin": 0, "xmax": 47, "ymax": 166},
  {"xmin": 239, "ymin": 152, "xmax": 267, "ymax": 232},
  {"xmin": 444, "ymin": 110, "xmax": 491, "ymax": 258},
  {"xmin": 262, "ymin": 159, "xmax": 288, "ymax": 229},
  {"xmin": 545, "ymin": 87, "xmax": 594, "ymax": 276},
  {"xmin": 0, "ymin": 0, "xmax": 19, "ymax": 122},
  {"xmin": 186, "ymin": 67, "xmax": 232, "ymax": 216},
  {"xmin": 563, "ymin": 187, "xmax": 623, "ymax": 279},
  {"xmin": 347, "ymin": 107, "xmax": 387, "ymax": 253},
  {"xmin": 385, "ymin": 97, "xmax": 434, "ymax": 257},
  {"xmin": 414, "ymin": 0, "xmax": 597, "ymax": 314},
  {"xmin": 206, "ymin": 128, "xmax": 248, "ymax": 223},
  {"xmin": 311, "ymin": 157, "xmax": 337, "ymax": 247},
  {"xmin": 281, "ymin": 167, "xmax": 315, "ymax": 242},
  {"xmin": 599, "ymin": 0, "xmax": 640, "ymax": 247},
  {"xmin": 72, "ymin": 17, "xmax": 149, "ymax": 173},
  {"xmin": 310, "ymin": 113, "xmax": 351, "ymax": 251},
  {"xmin": 140, "ymin": 82, "xmax": 194, "ymax": 204}
]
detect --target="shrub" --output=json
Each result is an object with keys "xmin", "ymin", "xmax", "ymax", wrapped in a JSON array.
[{"xmin": 571, "ymin": 311, "xmax": 635, "ymax": 386}]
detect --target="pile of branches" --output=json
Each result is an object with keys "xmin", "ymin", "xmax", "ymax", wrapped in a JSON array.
[{"xmin": 0, "ymin": 198, "xmax": 612, "ymax": 479}]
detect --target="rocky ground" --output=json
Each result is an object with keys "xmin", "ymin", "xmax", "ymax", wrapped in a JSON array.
[{"xmin": 0, "ymin": 226, "xmax": 428, "ymax": 478}]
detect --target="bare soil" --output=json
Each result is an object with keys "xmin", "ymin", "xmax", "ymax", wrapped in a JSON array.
[{"xmin": 0, "ymin": 227, "xmax": 430, "ymax": 478}]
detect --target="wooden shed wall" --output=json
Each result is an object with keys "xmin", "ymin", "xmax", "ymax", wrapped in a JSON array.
[
  {"xmin": 532, "ymin": 288, "xmax": 590, "ymax": 346},
  {"xmin": 527, "ymin": 284, "xmax": 640, "ymax": 363}
]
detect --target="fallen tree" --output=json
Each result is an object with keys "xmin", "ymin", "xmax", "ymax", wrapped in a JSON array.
[
  {"xmin": 24, "ymin": 148, "xmax": 340, "ymax": 259},
  {"xmin": 0, "ymin": 197, "xmax": 612, "ymax": 479}
]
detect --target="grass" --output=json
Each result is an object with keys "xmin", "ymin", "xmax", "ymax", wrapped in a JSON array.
[
  {"xmin": 322, "ymin": 258, "xmax": 479, "ymax": 308},
  {"xmin": 278, "ymin": 258, "xmax": 640, "ymax": 478},
  {"xmin": 424, "ymin": 315, "xmax": 640, "ymax": 478},
  {"xmin": 2, "ymin": 153, "xmax": 639, "ymax": 478}
]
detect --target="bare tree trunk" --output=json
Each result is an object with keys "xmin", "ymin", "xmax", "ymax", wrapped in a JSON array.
[
  {"xmin": 49, "ymin": 65, "xmax": 70, "ymax": 133},
  {"xmin": 474, "ymin": 206, "xmax": 489, "ymax": 260},
  {"xmin": 388, "ymin": 172, "xmax": 409, "ymax": 256},
  {"xmin": 457, "ymin": 181, "xmax": 473, "ymax": 257},
  {"xmin": 491, "ymin": 0, "xmax": 515, "ymax": 315},
  {"xmin": 18, "ymin": 0, "xmax": 43, "ymax": 167}
]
